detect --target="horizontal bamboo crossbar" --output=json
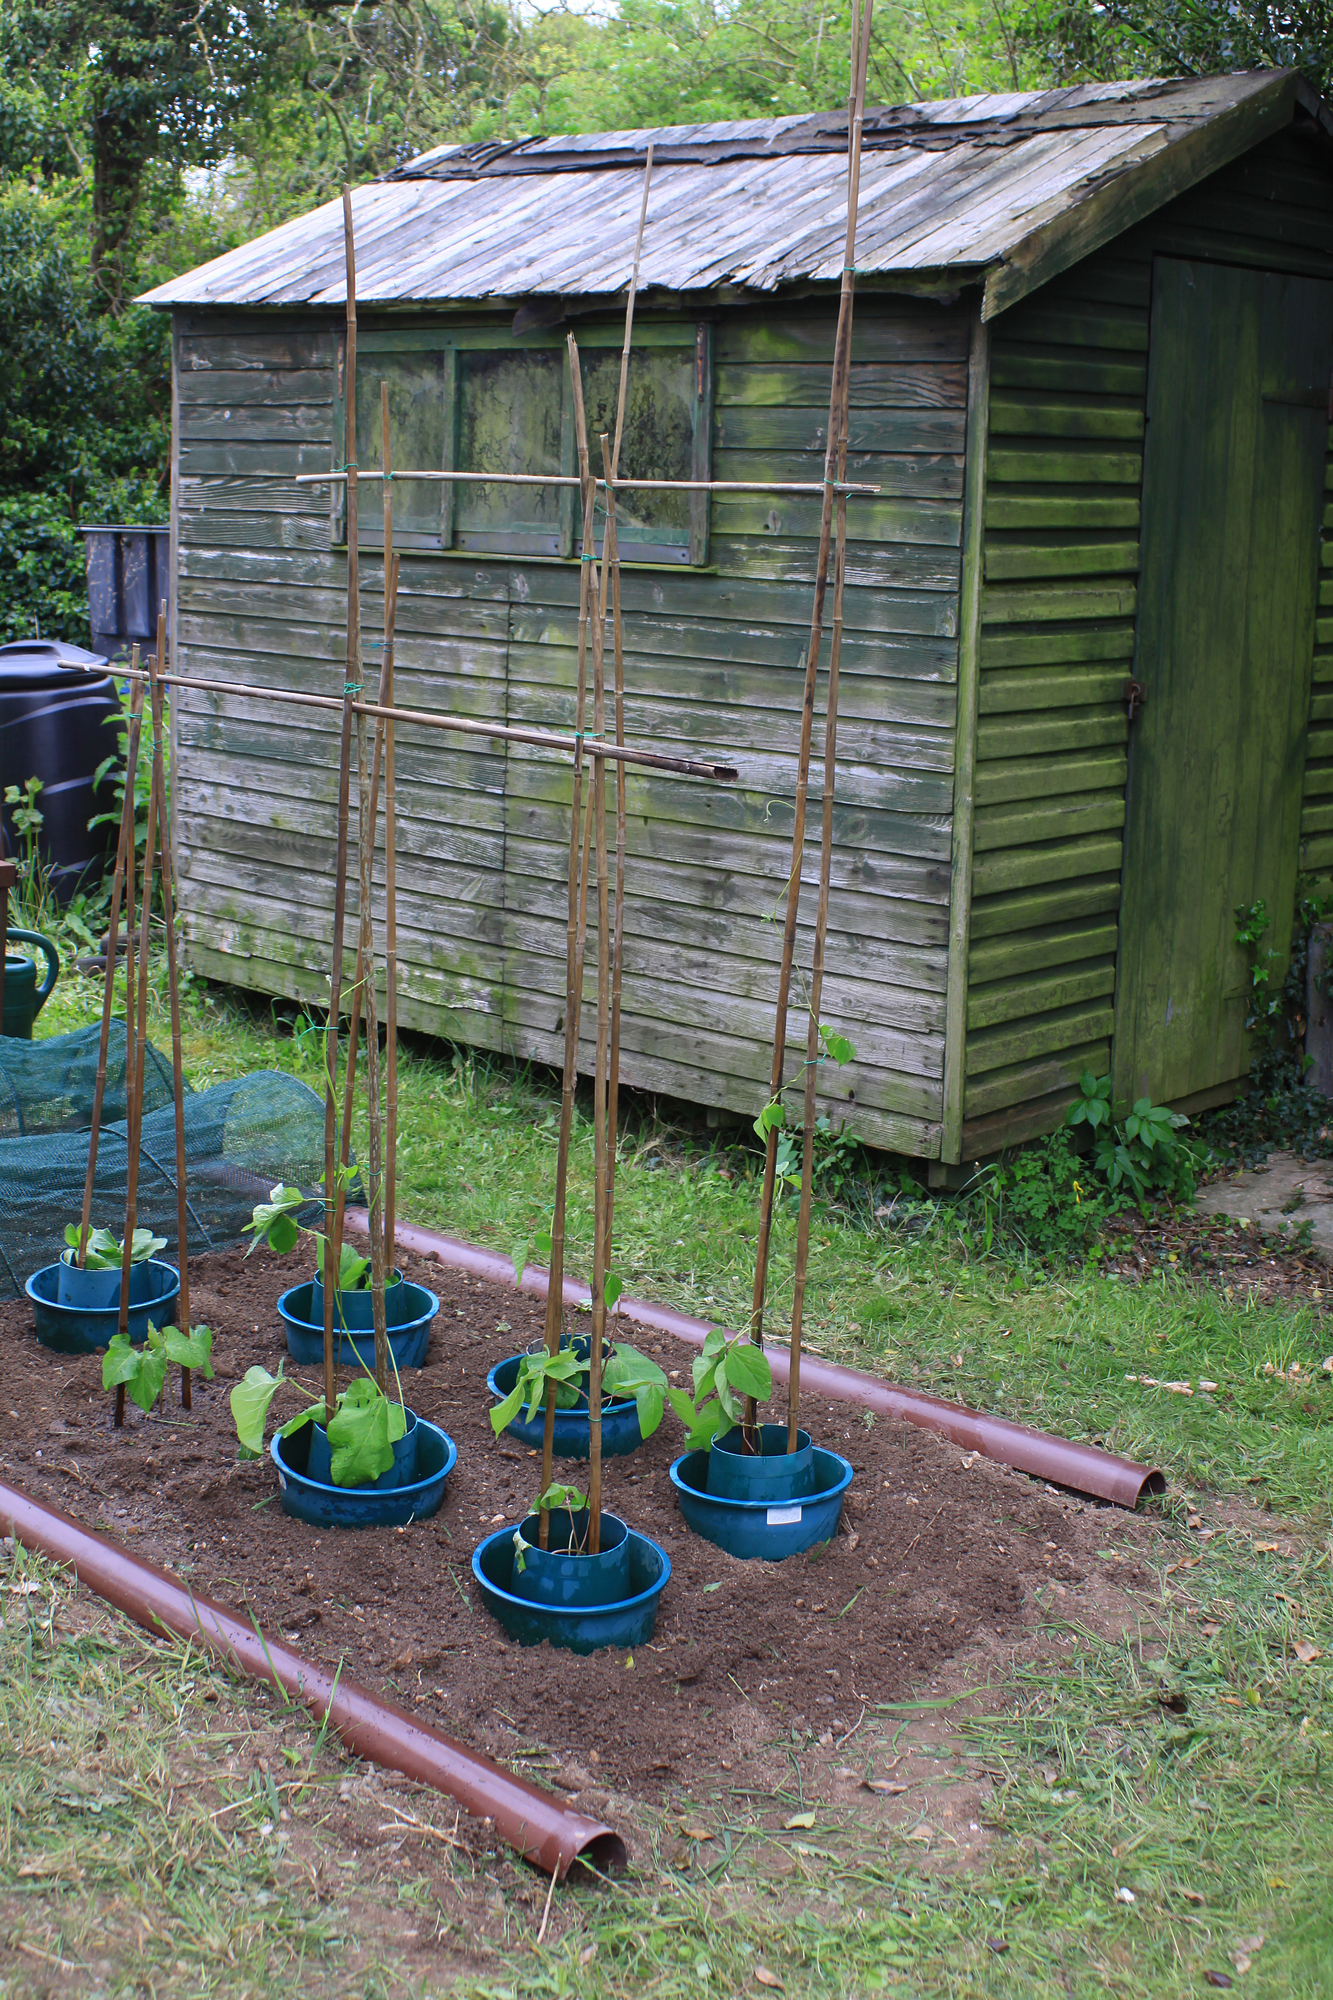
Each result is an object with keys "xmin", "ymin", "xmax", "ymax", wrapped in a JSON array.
[
  {"xmin": 295, "ymin": 470, "xmax": 882, "ymax": 495},
  {"xmin": 120, "ymin": 667, "xmax": 739, "ymax": 780}
]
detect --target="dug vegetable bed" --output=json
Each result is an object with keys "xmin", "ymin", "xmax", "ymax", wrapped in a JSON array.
[{"xmin": 0, "ymin": 1243, "xmax": 1102, "ymax": 1796}]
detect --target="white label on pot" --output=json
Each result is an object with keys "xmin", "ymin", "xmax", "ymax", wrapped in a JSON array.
[
  {"xmin": 278, "ymin": 1474, "xmax": 287, "ymax": 1492},
  {"xmin": 766, "ymin": 1504, "xmax": 802, "ymax": 1525}
]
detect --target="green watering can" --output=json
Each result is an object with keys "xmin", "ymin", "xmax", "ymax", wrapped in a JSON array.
[{"xmin": 2, "ymin": 928, "xmax": 60, "ymax": 1039}]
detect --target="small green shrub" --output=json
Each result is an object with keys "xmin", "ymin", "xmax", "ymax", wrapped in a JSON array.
[
  {"xmin": 1068, "ymin": 1071, "xmax": 1203, "ymax": 1207},
  {"xmin": 981, "ymin": 1127, "xmax": 1120, "ymax": 1262}
]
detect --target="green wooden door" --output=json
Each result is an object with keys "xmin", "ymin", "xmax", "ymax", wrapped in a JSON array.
[{"xmin": 1113, "ymin": 257, "xmax": 1333, "ymax": 1109}]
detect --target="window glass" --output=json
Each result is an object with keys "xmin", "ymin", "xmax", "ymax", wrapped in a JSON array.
[
  {"xmin": 354, "ymin": 352, "xmax": 445, "ymax": 542},
  {"xmin": 455, "ymin": 349, "xmax": 565, "ymax": 554},
  {"xmin": 579, "ymin": 348, "xmax": 693, "ymax": 549}
]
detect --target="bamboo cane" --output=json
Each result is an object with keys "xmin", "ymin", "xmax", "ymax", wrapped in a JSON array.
[
  {"xmin": 585, "ymin": 432, "xmax": 618, "ymax": 1556},
  {"xmin": 321, "ymin": 185, "xmax": 362, "ymax": 1421},
  {"xmin": 112, "ymin": 661, "xmax": 141, "ymax": 1431},
  {"xmin": 113, "ymin": 648, "xmax": 159, "ymax": 1429},
  {"xmin": 536, "ymin": 339, "xmax": 600, "ymax": 1549},
  {"xmin": 602, "ymin": 142, "xmax": 652, "ymax": 1269},
  {"xmin": 76, "ymin": 679, "xmax": 143, "ymax": 1270},
  {"xmin": 744, "ymin": 0, "xmax": 873, "ymax": 1439},
  {"xmin": 332, "ymin": 390, "xmax": 400, "ymax": 1245},
  {"xmin": 117, "ymin": 665, "xmax": 736, "ymax": 780},
  {"xmin": 381, "ymin": 382, "xmax": 401, "ymax": 1275},
  {"xmin": 355, "ymin": 652, "xmax": 390, "ymax": 1391},
  {"xmin": 335, "ymin": 553, "xmax": 397, "ymax": 1203},
  {"xmin": 148, "ymin": 605, "xmax": 195, "ymax": 1409}
]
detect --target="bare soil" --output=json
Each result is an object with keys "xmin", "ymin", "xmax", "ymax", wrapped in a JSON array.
[{"xmin": 0, "ymin": 1243, "xmax": 1137, "ymax": 1813}]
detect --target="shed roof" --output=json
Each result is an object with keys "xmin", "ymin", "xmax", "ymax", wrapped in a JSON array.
[{"xmin": 143, "ymin": 68, "xmax": 1328, "ymax": 321}]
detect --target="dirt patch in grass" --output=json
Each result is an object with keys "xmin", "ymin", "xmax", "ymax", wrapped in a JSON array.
[
  {"xmin": 0, "ymin": 1244, "xmax": 1135, "ymax": 1824},
  {"xmin": 1102, "ymin": 1204, "xmax": 1333, "ymax": 1310}
]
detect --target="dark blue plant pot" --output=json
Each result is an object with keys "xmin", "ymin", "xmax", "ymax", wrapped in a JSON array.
[
  {"xmin": 486, "ymin": 1351, "xmax": 644, "ymax": 1460},
  {"xmin": 310, "ymin": 1269, "xmax": 413, "ymax": 1330},
  {"xmin": 278, "ymin": 1281, "xmax": 437, "ymax": 1370},
  {"xmin": 26, "ymin": 1259, "xmax": 182, "ymax": 1356},
  {"xmin": 56, "ymin": 1255, "xmax": 158, "ymax": 1311},
  {"xmin": 304, "ymin": 1406, "xmax": 419, "ymax": 1490},
  {"xmin": 670, "ymin": 1445, "xmax": 853, "ymax": 1561},
  {"xmin": 706, "ymin": 1425, "xmax": 819, "ymax": 1501},
  {"xmin": 271, "ymin": 1415, "xmax": 455, "ymax": 1529},
  {"xmin": 472, "ymin": 1521, "xmax": 670, "ymax": 1654},
  {"xmin": 509, "ymin": 1508, "xmax": 632, "ymax": 1607}
]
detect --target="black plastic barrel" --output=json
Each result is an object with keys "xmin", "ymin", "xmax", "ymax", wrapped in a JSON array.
[
  {"xmin": 80, "ymin": 526, "xmax": 170, "ymax": 663},
  {"xmin": 0, "ymin": 641, "xmax": 121, "ymax": 900}
]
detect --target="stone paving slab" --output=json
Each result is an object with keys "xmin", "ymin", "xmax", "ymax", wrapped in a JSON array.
[{"xmin": 1196, "ymin": 1150, "xmax": 1333, "ymax": 1257}]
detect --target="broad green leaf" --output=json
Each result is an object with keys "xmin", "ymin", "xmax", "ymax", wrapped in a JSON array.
[
  {"xmin": 245, "ymin": 1185, "xmax": 305, "ymax": 1256},
  {"xmin": 533, "ymin": 1229, "xmax": 552, "ymax": 1263},
  {"xmin": 125, "ymin": 1344, "xmax": 168, "ymax": 1413},
  {"xmin": 722, "ymin": 1339, "xmax": 772, "ymax": 1402},
  {"xmin": 604, "ymin": 1273, "xmax": 623, "ymax": 1310},
  {"xmin": 819, "ymin": 1025, "xmax": 856, "ymax": 1067},
  {"xmin": 101, "ymin": 1333, "xmax": 142, "ymax": 1391},
  {"xmin": 326, "ymin": 1376, "xmax": 402, "ymax": 1485},
  {"xmin": 667, "ymin": 1385, "xmax": 726, "ymax": 1450},
  {"xmin": 511, "ymin": 1238, "xmax": 530, "ymax": 1288},
  {"xmin": 490, "ymin": 1379, "xmax": 526, "ymax": 1436},
  {"xmin": 230, "ymin": 1364, "xmax": 285, "ymax": 1457},
  {"xmin": 278, "ymin": 1403, "xmax": 325, "ymax": 1440},
  {"xmin": 713, "ymin": 1354, "xmax": 740, "ymax": 1423},
  {"xmin": 162, "ymin": 1323, "xmax": 215, "ymax": 1377},
  {"xmin": 128, "ymin": 1228, "xmax": 167, "ymax": 1264},
  {"xmin": 753, "ymin": 1098, "xmax": 785, "ymax": 1142}
]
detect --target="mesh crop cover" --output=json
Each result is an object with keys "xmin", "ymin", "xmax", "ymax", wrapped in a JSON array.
[{"xmin": 0, "ymin": 1023, "xmax": 330, "ymax": 1299}]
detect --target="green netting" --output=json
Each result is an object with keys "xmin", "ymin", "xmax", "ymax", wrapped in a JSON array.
[{"xmin": 0, "ymin": 1024, "xmax": 333, "ymax": 1299}]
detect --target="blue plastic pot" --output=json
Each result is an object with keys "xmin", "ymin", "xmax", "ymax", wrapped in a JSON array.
[
  {"xmin": 271, "ymin": 1415, "xmax": 455, "ymax": 1529},
  {"xmin": 310, "ymin": 1268, "xmax": 414, "ymax": 1330},
  {"xmin": 472, "ymin": 1521, "xmax": 670, "ymax": 1654},
  {"xmin": 706, "ymin": 1424, "xmax": 819, "ymax": 1501},
  {"xmin": 303, "ymin": 1406, "xmax": 418, "ymax": 1490},
  {"xmin": 26, "ymin": 1259, "xmax": 182, "ymax": 1355},
  {"xmin": 56, "ymin": 1254, "xmax": 158, "ymax": 1312},
  {"xmin": 486, "ymin": 1351, "xmax": 644, "ymax": 1460},
  {"xmin": 670, "ymin": 1444, "xmax": 853, "ymax": 1561},
  {"xmin": 278, "ymin": 1280, "xmax": 437, "ymax": 1369},
  {"xmin": 510, "ymin": 1508, "xmax": 632, "ymax": 1607}
]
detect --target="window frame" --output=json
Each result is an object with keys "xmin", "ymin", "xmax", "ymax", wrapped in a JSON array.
[{"xmin": 334, "ymin": 319, "xmax": 713, "ymax": 567}]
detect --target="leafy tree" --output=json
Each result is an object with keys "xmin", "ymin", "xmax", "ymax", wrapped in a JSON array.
[{"xmin": 1018, "ymin": 0, "xmax": 1333, "ymax": 96}]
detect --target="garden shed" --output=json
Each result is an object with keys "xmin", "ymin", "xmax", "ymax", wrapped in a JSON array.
[{"xmin": 142, "ymin": 67, "xmax": 1333, "ymax": 1168}]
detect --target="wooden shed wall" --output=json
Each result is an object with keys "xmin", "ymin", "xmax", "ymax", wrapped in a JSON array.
[
  {"xmin": 958, "ymin": 129, "xmax": 1333, "ymax": 1158},
  {"xmin": 171, "ymin": 303, "xmax": 969, "ymax": 1156}
]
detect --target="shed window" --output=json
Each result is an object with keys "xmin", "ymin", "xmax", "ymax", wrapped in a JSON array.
[{"xmin": 346, "ymin": 327, "xmax": 711, "ymax": 564}]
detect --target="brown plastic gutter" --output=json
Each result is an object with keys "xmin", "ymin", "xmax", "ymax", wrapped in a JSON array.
[
  {"xmin": 0, "ymin": 1474, "xmax": 624, "ymax": 1879},
  {"xmin": 350, "ymin": 1211, "xmax": 1165, "ymax": 1510}
]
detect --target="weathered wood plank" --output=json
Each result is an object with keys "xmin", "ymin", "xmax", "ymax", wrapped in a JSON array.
[
  {"xmin": 979, "ymin": 665, "xmax": 1130, "ymax": 713},
  {"xmin": 971, "ymin": 831, "xmax": 1124, "ymax": 898},
  {"xmin": 968, "ymin": 914, "xmax": 1119, "ymax": 985},
  {"xmin": 177, "ymin": 367, "xmax": 333, "ymax": 406},
  {"xmin": 969, "ymin": 874, "xmax": 1122, "ymax": 941},
  {"xmin": 981, "ymin": 581, "xmax": 1138, "ymax": 625},
  {"xmin": 984, "ymin": 539, "xmax": 1139, "ymax": 582},
  {"xmin": 984, "ymin": 493, "xmax": 1140, "ymax": 531},
  {"xmin": 964, "ymin": 1000, "xmax": 1115, "ymax": 1079},
  {"xmin": 708, "ymin": 536, "xmax": 960, "ymax": 592},
  {"xmin": 973, "ymin": 791, "xmax": 1125, "ymax": 852},
  {"xmin": 967, "ymin": 958, "xmax": 1116, "ymax": 1031},
  {"xmin": 974, "ymin": 746, "xmax": 1126, "ymax": 807},
  {"xmin": 962, "ymin": 1038, "xmax": 1110, "ymax": 1120},
  {"xmin": 713, "ymin": 447, "xmax": 965, "ymax": 500},
  {"xmin": 715, "ymin": 362, "xmax": 968, "ymax": 410},
  {"xmin": 979, "ymin": 621, "xmax": 1136, "ymax": 669},
  {"xmin": 179, "ymin": 331, "xmax": 335, "ymax": 371},
  {"xmin": 989, "ymin": 399, "xmax": 1144, "ymax": 441},
  {"xmin": 713, "ymin": 315, "xmax": 968, "ymax": 368},
  {"xmin": 715, "ymin": 406, "xmax": 966, "ymax": 453},
  {"xmin": 708, "ymin": 491, "xmax": 963, "ymax": 547},
  {"xmin": 990, "ymin": 350, "xmax": 1146, "ymax": 396},
  {"xmin": 987, "ymin": 447, "xmax": 1143, "ymax": 485}
]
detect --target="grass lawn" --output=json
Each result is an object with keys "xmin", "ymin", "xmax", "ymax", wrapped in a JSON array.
[{"xmin": 3, "ymin": 964, "xmax": 1329, "ymax": 1997}]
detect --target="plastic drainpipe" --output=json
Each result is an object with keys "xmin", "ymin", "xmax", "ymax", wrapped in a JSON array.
[
  {"xmin": 349, "ymin": 1211, "xmax": 1165, "ymax": 1510},
  {"xmin": 0, "ymin": 1473, "xmax": 625, "ymax": 1880}
]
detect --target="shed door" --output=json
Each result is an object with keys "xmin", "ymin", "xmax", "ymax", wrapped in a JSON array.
[{"xmin": 1113, "ymin": 256, "xmax": 1333, "ymax": 1110}]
